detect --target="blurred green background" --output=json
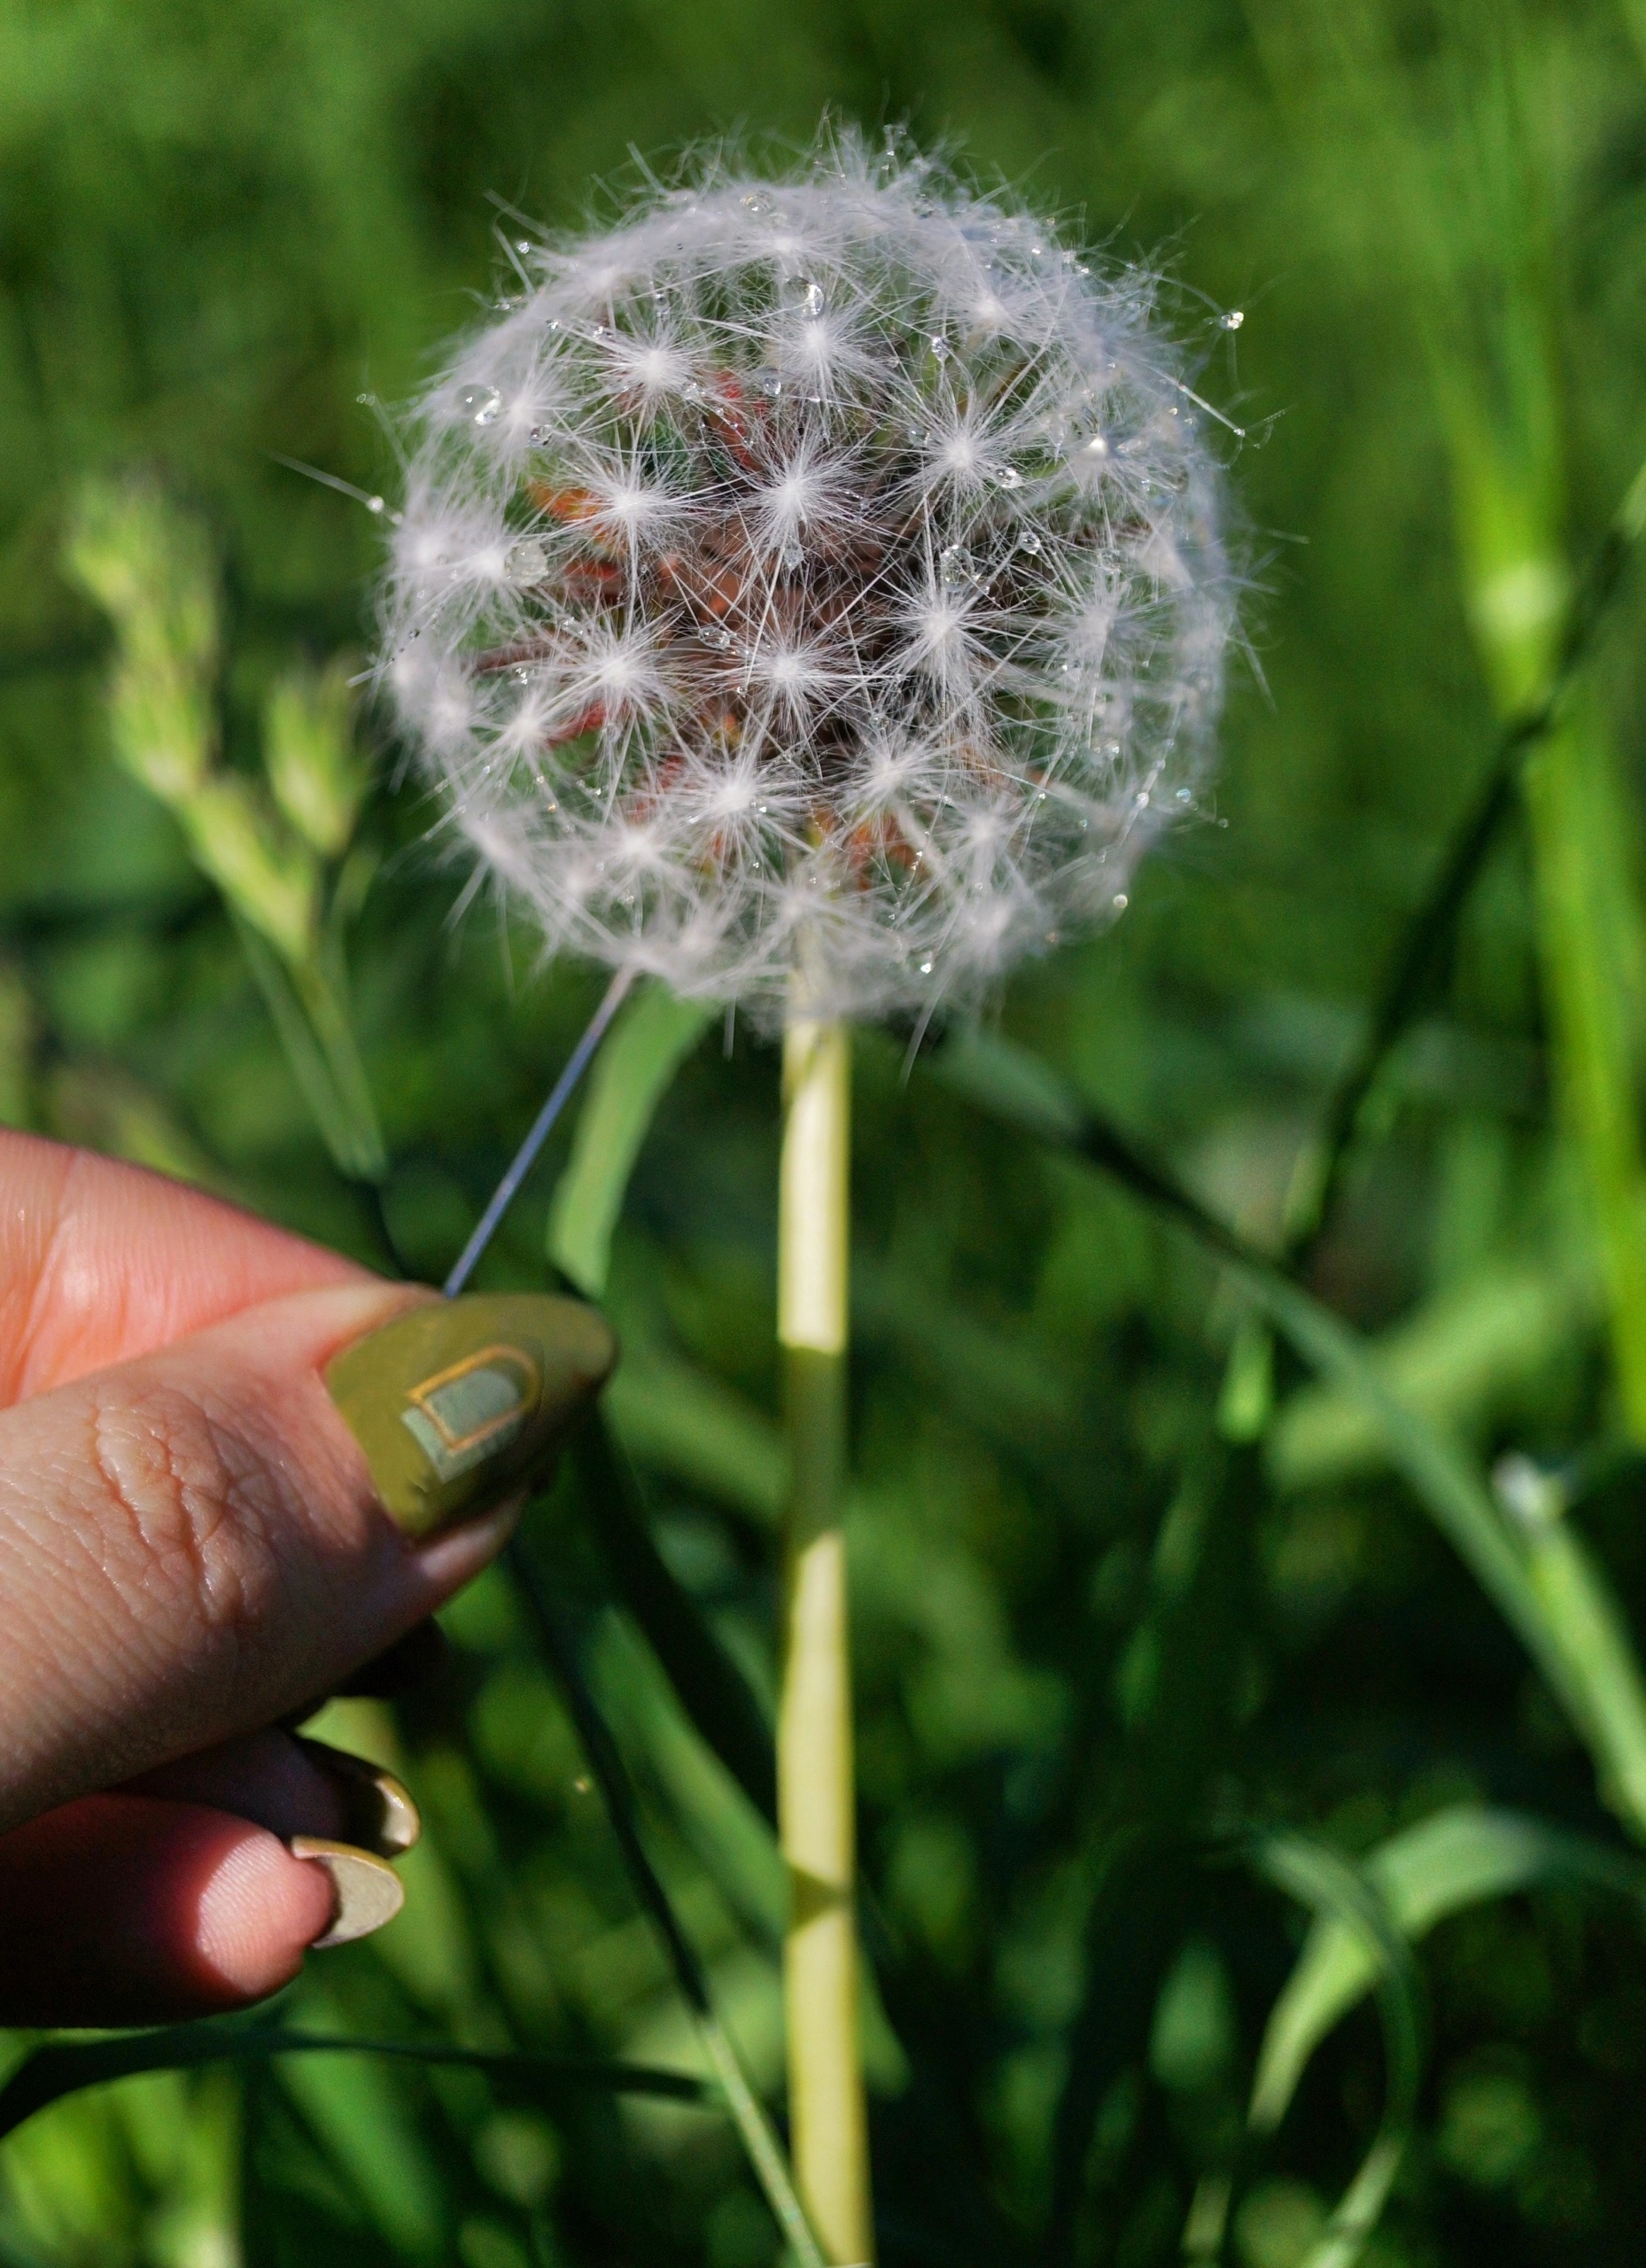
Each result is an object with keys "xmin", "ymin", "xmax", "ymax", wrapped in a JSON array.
[{"xmin": 8, "ymin": 2, "xmax": 1646, "ymax": 2264}]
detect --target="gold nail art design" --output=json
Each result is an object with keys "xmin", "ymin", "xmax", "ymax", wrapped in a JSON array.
[
  {"xmin": 400, "ymin": 1344, "xmax": 538, "ymax": 1480},
  {"xmin": 325, "ymin": 1294, "xmax": 617, "ymax": 1538}
]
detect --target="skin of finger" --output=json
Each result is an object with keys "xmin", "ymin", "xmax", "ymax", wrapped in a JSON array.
[
  {"xmin": 0, "ymin": 1281, "xmax": 517, "ymax": 1834},
  {"xmin": 0, "ymin": 1793, "xmax": 336, "ymax": 2025},
  {"xmin": 123, "ymin": 1728, "xmax": 359, "ymax": 1842},
  {"xmin": 0, "ymin": 1131, "xmax": 371, "ymax": 1406}
]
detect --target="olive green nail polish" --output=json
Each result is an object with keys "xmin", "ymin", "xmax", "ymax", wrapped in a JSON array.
[
  {"xmin": 325, "ymin": 1293, "xmax": 617, "ymax": 1539},
  {"xmin": 296, "ymin": 1737, "xmax": 422, "ymax": 1857}
]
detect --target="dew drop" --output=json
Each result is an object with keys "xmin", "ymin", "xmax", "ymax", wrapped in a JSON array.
[
  {"xmin": 458, "ymin": 384, "xmax": 502, "ymax": 427},
  {"xmin": 1111, "ymin": 892, "xmax": 1129, "ymax": 911},
  {"xmin": 1016, "ymin": 531, "xmax": 1044, "ymax": 556},
  {"xmin": 1083, "ymin": 434, "xmax": 1110, "ymax": 460},
  {"xmin": 780, "ymin": 543, "xmax": 805, "ymax": 571},
  {"xmin": 918, "ymin": 959, "xmax": 934, "ymax": 975},
  {"xmin": 929, "ymin": 334, "xmax": 951, "ymax": 362},
  {"xmin": 1221, "ymin": 308, "xmax": 1245, "ymax": 330},
  {"xmin": 996, "ymin": 466, "xmax": 1025, "ymax": 492},
  {"xmin": 505, "ymin": 538, "xmax": 548, "ymax": 583},
  {"xmin": 753, "ymin": 367, "xmax": 783, "ymax": 398},
  {"xmin": 938, "ymin": 544, "xmax": 975, "ymax": 592},
  {"xmin": 706, "ymin": 626, "xmax": 734, "ymax": 650}
]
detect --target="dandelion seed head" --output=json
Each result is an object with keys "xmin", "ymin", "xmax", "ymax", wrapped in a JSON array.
[{"xmin": 383, "ymin": 128, "xmax": 1236, "ymax": 1026}]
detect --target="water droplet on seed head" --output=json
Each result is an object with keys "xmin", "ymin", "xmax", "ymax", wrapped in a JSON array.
[{"xmin": 458, "ymin": 384, "xmax": 502, "ymax": 427}]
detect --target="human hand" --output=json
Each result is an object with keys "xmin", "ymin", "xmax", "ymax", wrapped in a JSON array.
[{"xmin": 0, "ymin": 1135, "xmax": 612, "ymax": 2025}]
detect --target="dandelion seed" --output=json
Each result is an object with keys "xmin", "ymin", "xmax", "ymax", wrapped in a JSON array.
[{"xmin": 382, "ymin": 129, "xmax": 1235, "ymax": 1027}]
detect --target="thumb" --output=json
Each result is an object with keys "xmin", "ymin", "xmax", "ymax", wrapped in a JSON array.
[{"xmin": 0, "ymin": 1281, "xmax": 614, "ymax": 1833}]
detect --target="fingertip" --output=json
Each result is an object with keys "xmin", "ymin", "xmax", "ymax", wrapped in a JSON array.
[
  {"xmin": 0, "ymin": 1795, "xmax": 345, "ymax": 2024},
  {"xmin": 195, "ymin": 1823, "xmax": 338, "ymax": 1998}
]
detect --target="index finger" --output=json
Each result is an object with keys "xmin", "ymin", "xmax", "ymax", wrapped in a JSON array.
[{"xmin": 0, "ymin": 1133, "xmax": 374, "ymax": 1403}]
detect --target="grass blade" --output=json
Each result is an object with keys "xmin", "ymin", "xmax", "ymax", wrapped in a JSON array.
[
  {"xmin": 936, "ymin": 1031, "xmax": 1646, "ymax": 1838},
  {"xmin": 1251, "ymin": 1804, "xmax": 1646, "ymax": 2137},
  {"xmin": 0, "ymin": 2028, "xmax": 712, "ymax": 2142},
  {"xmin": 1285, "ymin": 448, "xmax": 1646, "ymax": 1269},
  {"xmin": 505, "ymin": 1524, "xmax": 827, "ymax": 2268},
  {"xmin": 605, "ymin": 1341, "xmax": 788, "ymax": 1526},
  {"xmin": 536, "ymin": 978, "xmax": 778, "ymax": 1814},
  {"xmin": 547, "ymin": 981, "xmax": 713, "ymax": 1297},
  {"xmin": 572, "ymin": 1417, "xmax": 777, "ymax": 1823},
  {"xmin": 1247, "ymin": 1833, "xmax": 1425, "ymax": 2268}
]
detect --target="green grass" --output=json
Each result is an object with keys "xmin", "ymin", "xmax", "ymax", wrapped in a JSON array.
[{"xmin": 8, "ymin": 3, "xmax": 1646, "ymax": 2264}]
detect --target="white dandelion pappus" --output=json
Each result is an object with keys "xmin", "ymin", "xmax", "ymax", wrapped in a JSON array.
[{"xmin": 383, "ymin": 134, "xmax": 1236, "ymax": 1028}]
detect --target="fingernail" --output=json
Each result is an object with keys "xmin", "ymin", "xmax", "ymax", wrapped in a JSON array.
[
  {"xmin": 296, "ymin": 1738, "xmax": 422, "ymax": 1857},
  {"xmin": 325, "ymin": 1294, "xmax": 617, "ymax": 1539},
  {"xmin": 291, "ymin": 1837, "xmax": 407, "ymax": 1947}
]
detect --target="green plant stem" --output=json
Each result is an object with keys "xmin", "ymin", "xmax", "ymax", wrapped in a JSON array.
[
  {"xmin": 237, "ymin": 920, "xmax": 386, "ymax": 1184},
  {"xmin": 778, "ymin": 1014, "xmax": 873, "ymax": 2267},
  {"xmin": 294, "ymin": 949, "xmax": 389, "ymax": 1182},
  {"xmin": 1521, "ymin": 697, "xmax": 1646, "ymax": 1438}
]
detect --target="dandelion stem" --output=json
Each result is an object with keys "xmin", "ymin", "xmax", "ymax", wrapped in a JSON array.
[{"xmin": 777, "ymin": 1013, "xmax": 873, "ymax": 2266}]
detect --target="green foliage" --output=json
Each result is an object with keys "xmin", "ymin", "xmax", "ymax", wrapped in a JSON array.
[{"xmin": 9, "ymin": 2, "xmax": 1646, "ymax": 2264}]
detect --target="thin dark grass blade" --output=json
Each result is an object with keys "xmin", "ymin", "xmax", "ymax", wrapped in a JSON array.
[
  {"xmin": 1285, "ymin": 447, "xmax": 1646, "ymax": 1268},
  {"xmin": 929, "ymin": 1030, "xmax": 1646, "ymax": 1791},
  {"xmin": 931, "ymin": 1029, "xmax": 1261, "ymax": 1271},
  {"xmin": 504, "ymin": 1521, "xmax": 827, "ymax": 2268},
  {"xmin": 0, "ymin": 2027, "xmax": 710, "ymax": 2141},
  {"xmin": 571, "ymin": 1417, "xmax": 777, "ymax": 1824},
  {"xmin": 1046, "ymin": 1826, "xmax": 1199, "ymax": 2264},
  {"xmin": 1047, "ymin": 1441, "xmax": 1259, "ymax": 2260}
]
